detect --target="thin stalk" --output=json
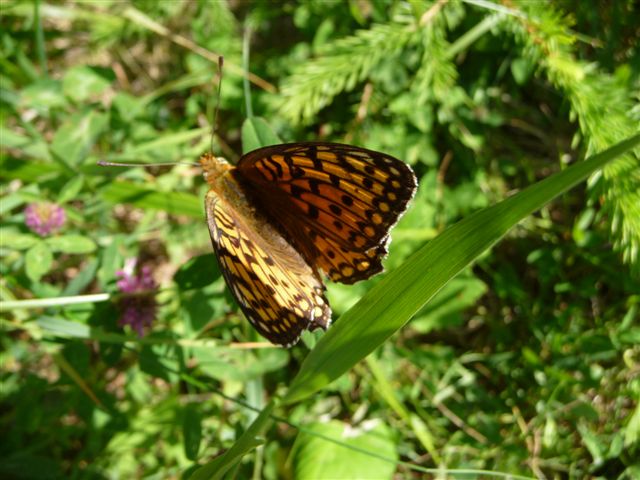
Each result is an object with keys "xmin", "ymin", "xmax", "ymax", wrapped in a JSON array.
[
  {"xmin": 34, "ymin": 0, "xmax": 48, "ymax": 76},
  {"xmin": 1, "ymin": 293, "xmax": 110, "ymax": 310},
  {"xmin": 243, "ymin": 23, "xmax": 254, "ymax": 118}
]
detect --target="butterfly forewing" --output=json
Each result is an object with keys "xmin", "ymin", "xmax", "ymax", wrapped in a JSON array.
[
  {"xmin": 202, "ymin": 155, "xmax": 331, "ymax": 346},
  {"xmin": 237, "ymin": 143, "xmax": 417, "ymax": 283}
]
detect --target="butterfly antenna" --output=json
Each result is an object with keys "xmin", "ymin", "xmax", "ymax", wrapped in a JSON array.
[
  {"xmin": 98, "ymin": 160, "xmax": 199, "ymax": 168},
  {"xmin": 210, "ymin": 56, "xmax": 224, "ymax": 154}
]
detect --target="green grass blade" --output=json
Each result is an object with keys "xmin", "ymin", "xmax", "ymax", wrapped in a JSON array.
[
  {"xmin": 189, "ymin": 400, "xmax": 275, "ymax": 480},
  {"xmin": 241, "ymin": 117, "xmax": 281, "ymax": 154},
  {"xmin": 283, "ymin": 133, "xmax": 640, "ymax": 404}
]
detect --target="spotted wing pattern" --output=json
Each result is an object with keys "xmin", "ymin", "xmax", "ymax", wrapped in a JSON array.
[
  {"xmin": 204, "ymin": 188, "xmax": 331, "ymax": 346},
  {"xmin": 237, "ymin": 143, "xmax": 417, "ymax": 284}
]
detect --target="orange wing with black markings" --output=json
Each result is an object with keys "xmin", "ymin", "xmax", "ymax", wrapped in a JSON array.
[{"xmin": 237, "ymin": 143, "xmax": 417, "ymax": 284}]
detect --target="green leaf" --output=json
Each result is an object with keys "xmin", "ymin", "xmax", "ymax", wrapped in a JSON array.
[
  {"xmin": 1, "ymin": 232, "xmax": 40, "ymax": 251},
  {"xmin": 37, "ymin": 316, "xmax": 90, "ymax": 338},
  {"xmin": 578, "ymin": 422, "xmax": 604, "ymax": 465},
  {"xmin": 624, "ymin": 401, "xmax": 640, "ymax": 447},
  {"xmin": 62, "ymin": 258, "xmax": 99, "ymax": 296},
  {"xmin": 0, "ymin": 157, "xmax": 59, "ymax": 182},
  {"xmin": 183, "ymin": 405, "xmax": 202, "ymax": 461},
  {"xmin": 122, "ymin": 127, "xmax": 207, "ymax": 156},
  {"xmin": 46, "ymin": 235, "xmax": 96, "ymax": 254},
  {"xmin": 283, "ymin": 133, "xmax": 640, "ymax": 404},
  {"xmin": 241, "ymin": 117, "xmax": 282, "ymax": 154},
  {"xmin": 101, "ymin": 181, "xmax": 201, "ymax": 217},
  {"xmin": 97, "ymin": 235, "xmax": 124, "ymax": 289},
  {"xmin": 189, "ymin": 400, "xmax": 275, "ymax": 480},
  {"xmin": 57, "ymin": 175, "xmax": 85, "ymax": 204},
  {"xmin": 191, "ymin": 348, "xmax": 289, "ymax": 382},
  {"xmin": 62, "ymin": 66, "xmax": 112, "ymax": 103},
  {"xmin": 174, "ymin": 253, "xmax": 220, "ymax": 290},
  {"xmin": 50, "ymin": 110, "xmax": 109, "ymax": 167},
  {"xmin": 292, "ymin": 421, "xmax": 397, "ymax": 479},
  {"xmin": 112, "ymin": 92, "xmax": 145, "ymax": 122},
  {"xmin": 25, "ymin": 241, "xmax": 53, "ymax": 282},
  {"xmin": 19, "ymin": 78, "xmax": 67, "ymax": 111},
  {"xmin": 511, "ymin": 57, "xmax": 534, "ymax": 85},
  {"xmin": 139, "ymin": 345, "xmax": 175, "ymax": 382},
  {"xmin": 0, "ymin": 128, "xmax": 52, "ymax": 161}
]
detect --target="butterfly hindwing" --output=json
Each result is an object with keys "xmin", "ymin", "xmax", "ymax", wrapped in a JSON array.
[{"xmin": 204, "ymin": 188, "xmax": 331, "ymax": 346}]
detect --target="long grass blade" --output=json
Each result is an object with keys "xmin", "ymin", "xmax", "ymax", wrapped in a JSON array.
[{"xmin": 283, "ymin": 133, "xmax": 640, "ymax": 404}]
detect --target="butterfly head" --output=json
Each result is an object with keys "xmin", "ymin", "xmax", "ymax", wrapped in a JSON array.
[{"xmin": 200, "ymin": 152, "xmax": 233, "ymax": 187}]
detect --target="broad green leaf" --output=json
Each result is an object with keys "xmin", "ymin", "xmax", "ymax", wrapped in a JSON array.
[
  {"xmin": 46, "ymin": 235, "xmax": 96, "ymax": 254},
  {"xmin": 139, "ymin": 345, "xmax": 178, "ymax": 382},
  {"xmin": 112, "ymin": 91, "xmax": 145, "ymax": 122},
  {"xmin": 0, "ymin": 128, "xmax": 52, "ymax": 161},
  {"xmin": 241, "ymin": 117, "xmax": 281, "ymax": 154},
  {"xmin": 292, "ymin": 421, "xmax": 397, "ymax": 479},
  {"xmin": 191, "ymin": 348, "xmax": 288, "ymax": 382},
  {"xmin": 50, "ymin": 110, "xmax": 109, "ymax": 167},
  {"xmin": 101, "ymin": 181, "xmax": 201, "ymax": 217},
  {"xmin": 0, "ymin": 157, "xmax": 60, "ymax": 182},
  {"xmin": 57, "ymin": 175, "xmax": 85, "ymax": 204},
  {"xmin": 19, "ymin": 78, "xmax": 67, "ymax": 111},
  {"xmin": 36, "ymin": 317, "xmax": 90, "ymax": 338},
  {"xmin": 174, "ymin": 253, "xmax": 220, "ymax": 290},
  {"xmin": 25, "ymin": 241, "xmax": 53, "ymax": 282},
  {"xmin": 189, "ymin": 400, "xmax": 275, "ymax": 480},
  {"xmin": 62, "ymin": 65, "xmax": 112, "ymax": 103},
  {"xmin": 0, "ymin": 193, "xmax": 26, "ymax": 216},
  {"xmin": 283, "ymin": 133, "xmax": 640, "ymax": 404},
  {"xmin": 1, "ymin": 231, "xmax": 40, "ymax": 250}
]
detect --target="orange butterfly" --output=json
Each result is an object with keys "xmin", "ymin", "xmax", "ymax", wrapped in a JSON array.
[{"xmin": 201, "ymin": 142, "xmax": 417, "ymax": 346}]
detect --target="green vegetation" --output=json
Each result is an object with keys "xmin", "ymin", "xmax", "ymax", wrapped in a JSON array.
[{"xmin": 2, "ymin": 1, "xmax": 639, "ymax": 478}]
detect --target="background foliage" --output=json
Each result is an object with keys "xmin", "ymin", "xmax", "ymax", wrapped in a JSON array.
[{"xmin": 1, "ymin": 1, "xmax": 639, "ymax": 478}]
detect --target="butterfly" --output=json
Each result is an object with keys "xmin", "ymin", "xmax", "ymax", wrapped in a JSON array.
[{"xmin": 201, "ymin": 142, "xmax": 417, "ymax": 347}]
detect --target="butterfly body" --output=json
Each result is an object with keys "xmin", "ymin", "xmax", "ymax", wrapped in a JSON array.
[{"xmin": 201, "ymin": 143, "xmax": 417, "ymax": 346}]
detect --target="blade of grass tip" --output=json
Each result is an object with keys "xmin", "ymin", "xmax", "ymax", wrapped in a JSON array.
[
  {"xmin": 283, "ymin": 133, "xmax": 640, "ymax": 405},
  {"xmin": 189, "ymin": 400, "xmax": 276, "ymax": 480},
  {"xmin": 241, "ymin": 117, "xmax": 282, "ymax": 154}
]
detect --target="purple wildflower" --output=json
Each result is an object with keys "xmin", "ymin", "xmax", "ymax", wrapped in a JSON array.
[
  {"xmin": 116, "ymin": 259, "xmax": 157, "ymax": 337},
  {"xmin": 24, "ymin": 202, "xmax": 66, "ymax": 237}
]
